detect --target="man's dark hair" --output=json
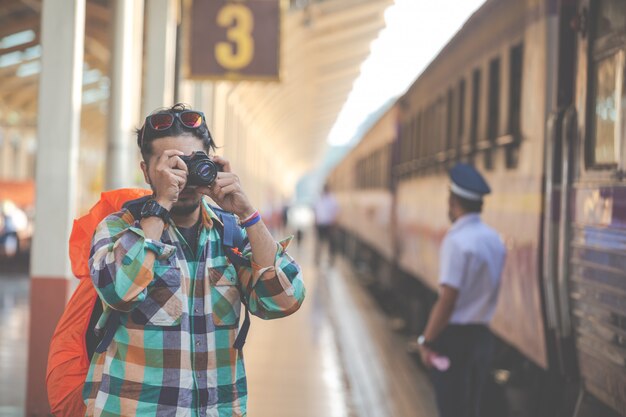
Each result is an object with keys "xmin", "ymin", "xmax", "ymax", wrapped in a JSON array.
[
  {"xmin": 136, "ymin": 103, "xmax": 216, "ymax": 162},
  {"xmin": 451, "ymin": 193, "xmax": 483, "ymax": 213}
]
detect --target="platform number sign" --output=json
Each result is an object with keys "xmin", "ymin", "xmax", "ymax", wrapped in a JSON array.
[{"xmin": 187, "ymin": 0, "xmax": 281, "ymax": 81}]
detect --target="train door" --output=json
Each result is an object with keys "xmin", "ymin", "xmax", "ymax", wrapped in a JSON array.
[{"xmin": 558, "ymin": 0, "xmax": 626, "ymax": 415}]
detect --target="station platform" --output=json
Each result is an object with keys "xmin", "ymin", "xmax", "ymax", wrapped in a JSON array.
[{"xmin": 0, "ymin": 231, "xmax": 437, "ymax": 417}]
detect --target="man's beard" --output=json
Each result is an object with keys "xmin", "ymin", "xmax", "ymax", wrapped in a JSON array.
[
  {"xmin": 170, "ymin": 196, "xmax": 201, "ymax": 216},
  {"xmin": 146, "ymin": 177, "xmax": 200, "ymax": 216}
]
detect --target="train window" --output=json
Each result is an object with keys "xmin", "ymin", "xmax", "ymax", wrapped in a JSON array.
[
  {"xmin": 446, "ymin": 88, "xmax": 455, "ymax": 155},
  {"xmin": 401, "ymin": 121, "xmax": 410, "ymax": 164},
  {"xmin": 398, "ymin": 123, "xmax": 405, "ymax": 165},
  {"xmin": 424, "ymin": 105, "xmax": 431, "ymax": 158},
  {"xmin": 587, "ymin": 0, "xmax": 626, "ymax": 169},
  {"xmin": 485, "ymin": 57, "xmax": 500, "ymax": 170},
  {"xmin": 488, "ymin": 58, "xmax": 500, "ymax": 141},
  {"xmin": 470, "ymin": 68, "xmax": 481, "ymax": 163},
  {"xmin": 415, "ymin": 112, "xmax": 422, "ymax": 160},
  {"xmin": 457, "ymin": 79, "xmax": 466, "ymax": 160},
  {"xmin": 425, "ymin": 105, "xmax": 433, "ymax": 158},
  {"xmin": 506, "ymin": 43, "xmax": 523, "ymax": 168},
  {"xmin": 414, "ymin": 113, "xmax": 422, "ymax": 165},
  {"xmin": 435, "ymin": 96, "xmax": 446, "ymax": 154},
  {"xmin": 439, "ymin": 91, "xmax": 451, "ymax": 156},
  {"xmin": 411, "ymin": 114, "xmax": 419, "ymax": 161},
  {"xmin": 433, "ymin": 98, "xmax": 440, "ymax": 156},
  {"xmin": 508, "ymin": 44, "xmax": 523, "ymax": 136},
  {"xmin": 590, "ymin": 51, "xmax": 623, "ymax": 166}
]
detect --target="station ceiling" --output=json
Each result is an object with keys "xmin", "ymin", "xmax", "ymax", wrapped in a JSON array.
[{"xmin": 0, "ymin": 0, "xmax": 392, "ymax": 183}]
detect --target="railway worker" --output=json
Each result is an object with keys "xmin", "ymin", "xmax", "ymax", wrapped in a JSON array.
[
  {"xmin": 314, "ymin": 183, "xmax": 339, "ymax": 265},
  {"xmin": 83, "ymin": 103, "xmax": 306, "ymax": 416},
  {"xmin": 416, "ymin": 163, "xmax": 506, "ymax": 417}
]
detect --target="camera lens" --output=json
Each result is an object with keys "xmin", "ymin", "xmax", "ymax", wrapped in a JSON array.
[
  {"xmin": 189, "ymin": 159, "xmax": 217, "ymax": 185},
  {"xmin": 182, "ymin": 151, "xmax": 221, "ymax": 186},
  {"xmin": 196, "ymin": 161, "xmax": 217, "ymax": 183}
]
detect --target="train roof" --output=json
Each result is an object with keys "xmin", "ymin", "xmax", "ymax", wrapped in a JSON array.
[{"xmin": 399, "ymin": 0, "xmax": 524, "ymax": 103}]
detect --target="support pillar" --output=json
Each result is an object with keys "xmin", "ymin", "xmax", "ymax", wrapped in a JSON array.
[
  {"xmin": 106, "ymin": 0, "xmax": 144, "ymax": 190},
  {"xmin": 26, "ymin": 0, "xmax": 85, "ymax": 415},
  {"xmin": 0, "ymin": 128, "xmax": 12, "ymax": 178},
  {"xmin": 143, "ymin": 0, "xmax": 178, "ymax": 115}
]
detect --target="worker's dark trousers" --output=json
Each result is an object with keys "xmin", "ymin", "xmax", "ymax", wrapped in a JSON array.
[{"xmin": 430, "ymin": 324, "xmax": 494, "ymax": 417}]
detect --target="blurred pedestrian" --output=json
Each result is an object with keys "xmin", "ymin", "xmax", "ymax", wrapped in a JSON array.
[
  {"xmin": 314, "ymin": 183, "xmax": 339, "ymax": 265},
  {"xmin": 417, "ymin": 163, "xmax": 506, "ymax": 417},
  {"xmin": 84, "ymin": 103, "xmax": 305, "ymax": 416}
]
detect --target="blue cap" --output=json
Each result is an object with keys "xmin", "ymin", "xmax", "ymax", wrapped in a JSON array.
[{"xmin": 449, "ymin": 163, "xmax": 491, "ymax": 201}]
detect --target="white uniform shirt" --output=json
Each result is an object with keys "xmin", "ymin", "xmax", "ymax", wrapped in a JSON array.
[{"xmin": 439, "ymin": 213, "xmax": 506, "ymax": 324}]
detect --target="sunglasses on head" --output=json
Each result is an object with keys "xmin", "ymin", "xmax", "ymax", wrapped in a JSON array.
[{"xmin": 140, "ymin": 110, "xmax": 207, "ymax": 147}]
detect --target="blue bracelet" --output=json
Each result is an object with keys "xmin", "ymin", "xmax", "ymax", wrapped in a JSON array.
[{"xmin": 241, "ymin": 212, "xmax": 261, "ymax": 228}]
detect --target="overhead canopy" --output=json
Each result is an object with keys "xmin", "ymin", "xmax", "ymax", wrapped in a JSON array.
[
  {"xmin": 0, "ymin": 0, "xmax": 111, "ymax": 131},
  {"xmin": 0, "ymin": 0, "xmax": 392, "ymax": 200}
]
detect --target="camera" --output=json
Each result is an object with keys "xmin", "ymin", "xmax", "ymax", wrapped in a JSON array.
[{"xmin": 180, "ymin": 151, "xmax": 222, "ymax": 186}]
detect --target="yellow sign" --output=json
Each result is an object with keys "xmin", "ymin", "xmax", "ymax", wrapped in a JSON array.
[{"xmin": 186, "ymin": 0, "xmax": 281, "ymax": 81}]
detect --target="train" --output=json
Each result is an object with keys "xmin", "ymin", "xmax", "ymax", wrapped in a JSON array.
[{"xmin": 327, "ymin": 0, "xmax": 626, "ymax": 416}]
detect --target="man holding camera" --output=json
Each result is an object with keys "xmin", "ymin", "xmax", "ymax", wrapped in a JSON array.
[{"xmin": 84, "ymin": 104, "xmax": 305, "ymax": 416}]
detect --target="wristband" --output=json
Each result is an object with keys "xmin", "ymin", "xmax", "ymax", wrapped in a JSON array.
[
  {"xmin": 240, "ymin": 211, "xmax": 261, "ymax": 228},
  {"xmin": 240, "ymin": 210, "xmax": 258, "ymax": 224}
]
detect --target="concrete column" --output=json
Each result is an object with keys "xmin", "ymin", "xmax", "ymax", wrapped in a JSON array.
[
  {"xmin": 16, "ymin": 131, "xmax": 29, "ymax": 180},
  {"xmin": 198, "ymin": 82, "xmax": 216, "ymax": 128},
  {"xmin": 106, "ymin": 0, "xmax": 144, "ymax": 190},
  {"xmin": 143, "ymin": 0, "xmax": 178, "ymax": 115},
  {"xmin": 0, "ymin": 128, "xmax": 11, "ymax": 178},
  {"xmin": 26, "ymin": 0, "xmax": 85, "ymax": 415},
  {"xmin": 180, "ymin": 80, "xmax": 216, "ymax": 128}
]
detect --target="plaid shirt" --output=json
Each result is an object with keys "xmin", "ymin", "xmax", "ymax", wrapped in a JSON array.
[{"xmin": 83, "ymin": 198, "xmax": 305, "ymax": 417}]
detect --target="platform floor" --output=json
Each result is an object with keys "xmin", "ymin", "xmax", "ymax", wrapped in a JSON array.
[
  {"xmin": 0, "ymin": 232, "xmax": 437, "ymax": 417},
  {"xmin": 0, "ymin": 268, "xmax": 29, "ymax": 417}
]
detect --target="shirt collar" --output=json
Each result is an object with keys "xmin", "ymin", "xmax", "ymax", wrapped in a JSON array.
[
  {"xmin": 449, "ymin": 213, "xmax": 481, "ymax": 233},
  {"xmin": 200, "ymin": 197, "xmax": 221, "ymax": 229}
]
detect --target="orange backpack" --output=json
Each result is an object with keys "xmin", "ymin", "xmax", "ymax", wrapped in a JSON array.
[
  {"xmin": 46, "ymin": 188, "xmax": 252, "ymax": 416},
  {"xmin": 46, "ymin": 188, "xmax": 151, "ymax": 417}
]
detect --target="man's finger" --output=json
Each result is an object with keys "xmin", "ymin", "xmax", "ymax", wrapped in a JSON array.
[
  {"xmin": 170, "ymin": 155, "xmax": 188, "ymax": 172},
  {"xmin": 156, "ymin": 150, "xmax": 184, "ymax": 169},
  {"xmin": 217, "ymin": 184, "xmax": 238, "ymax": 196},
  {"xmin": 173, "ymin": 174, "xmax": 187, "ymax": 188},
  {"xmin": 214, "ymin": 176, "xmax": 236, "ymax": 187},
  {"xmin": 171, "ymin": 168, "xmax": 187, "ymax": 178},
  {"xmin": 211, "ymin": 155, "xmax": 231, "ymax": 173}
]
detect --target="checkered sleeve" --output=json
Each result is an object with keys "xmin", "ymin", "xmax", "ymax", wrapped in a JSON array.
[
  {"xmin": 89, "ymin": 210, "xmax": 176, "ymax": 312},
  {"xmin": 237, "ymin": 236, "xmax": 305, "ymax": 319}
]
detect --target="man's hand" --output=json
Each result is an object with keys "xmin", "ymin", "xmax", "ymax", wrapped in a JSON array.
[
  {"xmin": 419, "ymin": 345, "xmax": 435, "ymax": 369},
  {"xmin": 151, "ymin": 150, "xmax": 188, "ymax": 210},
  {"xmin": 197, "ymin": 155, "xmax": 255, "ymax": 218}
]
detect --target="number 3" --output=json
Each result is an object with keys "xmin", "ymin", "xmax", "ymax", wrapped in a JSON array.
[{"xmin": 215, "ymin": 4, "xmax": 254, "ymax": 70}]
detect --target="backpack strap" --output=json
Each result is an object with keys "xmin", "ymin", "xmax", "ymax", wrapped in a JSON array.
[
  {"xmin": 94, "ymin": 310, "xmax": 121, "ymax": 353},
  {"xmin": 209, "ymin": 205, "xmax": 252, "ymax": 350}
]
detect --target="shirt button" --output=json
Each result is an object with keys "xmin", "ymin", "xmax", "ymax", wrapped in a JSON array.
[
  {"xmin": 194, "ymin": 308, "xmax": 199, "ymax": 313},
  {"xmin": 195, "ymin": 341, "xmax": 200, "ymax": 346}
]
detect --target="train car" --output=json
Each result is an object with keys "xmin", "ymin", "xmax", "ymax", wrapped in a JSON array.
[
  {"xmin": 394, "ymin": 0, "xmax": 550, "ymax": 380},
  {"xmin": 329, "ymin": 0, "xmax": 626, "ymax": 415},
  {"xmin": 328, "ymin": 106, "xmax": 397, "ymax": 269}
]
